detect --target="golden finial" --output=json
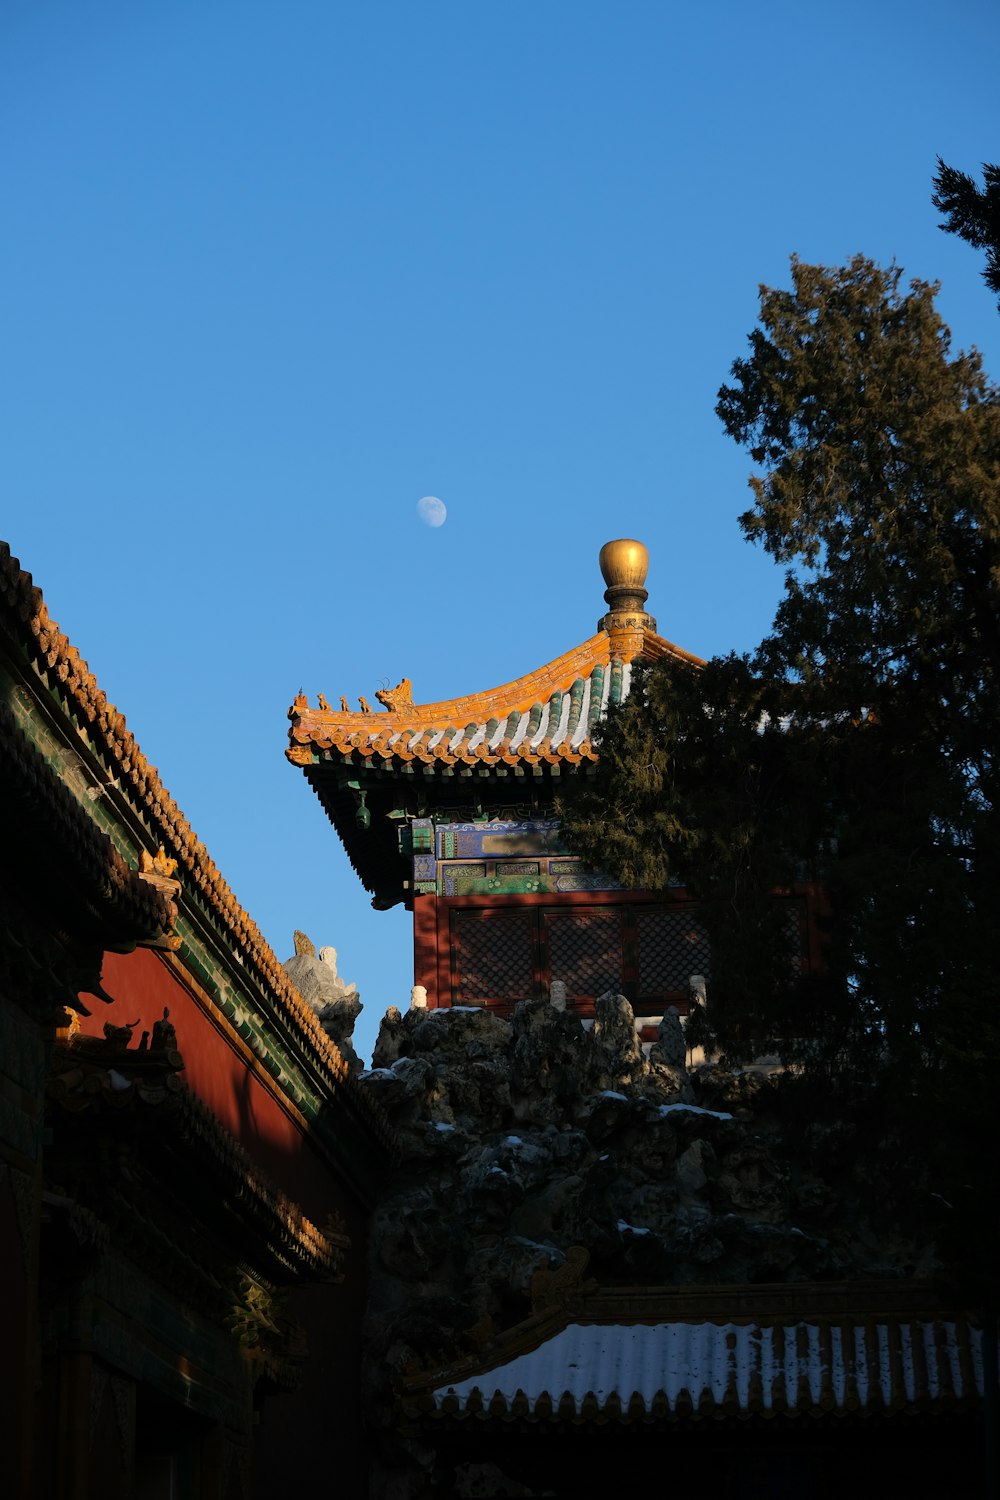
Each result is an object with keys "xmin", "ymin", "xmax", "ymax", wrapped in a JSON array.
[
  {"xmin": 599, "ymin": 538, "xmax": 649, "ymax": 594},
  {"xmin": 597, "ymin": 539, "xmax": 656, "ymax": 658}
]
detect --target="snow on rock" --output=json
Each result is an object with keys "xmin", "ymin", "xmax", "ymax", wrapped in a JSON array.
[
  {"xmin": 360, "ymin": 991, "xmax": 940, "ymax": 1495},
  {"xmin": 658, "ymin": 1102, "xmax": 733, "ymax": 1121}
]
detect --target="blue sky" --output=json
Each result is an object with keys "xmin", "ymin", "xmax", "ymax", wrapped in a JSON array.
[{"xmin": 3, "ymin": 1, "xmax": 999, "ymax": 1062}]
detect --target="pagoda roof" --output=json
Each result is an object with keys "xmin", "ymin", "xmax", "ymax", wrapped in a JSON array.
[
  {"xmin": 285, "ymin": 540, "xmax": 704, "ymax": 905},
  {"xmin": 400, "ymin": 1279, "xmax": 986, "ymax": 1426},
  {"xmin": 287, "ymin": 626, "xmax": 701, "ymax": 776},
  {"xmin": 422, "ymin": 1312, "xmax": 984, "ymax": 1422}
]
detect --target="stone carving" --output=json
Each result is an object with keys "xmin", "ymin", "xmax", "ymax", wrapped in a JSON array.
[
  {"xmin": 591, "ymin": 992, "xmax": 643, "ymax": 1091},
  {"xmin": 684, "ymin": 975, "xmax": 713, "ymax": 1062},
  {"xmin": 103, "ymin": 1018, "xmax": 140, "ymax": 1045},
  {"xmin": 549, "ymin": 980, "xmax": 567, "ymax": 1012},
  {"xmin": 282, "ymin": 933, "xmax": 363, "ymax": 1073},
  {"xmin": 650, "ymin": 1005, "xmax": 687, "ymax": 1071},
  {"xmin": 375, "ymin": 677, "xmax": 414, "ymax": 713},
  {"xmin": 139, "ymin": 845, "xmax": 178, "ymax": 879},
  {"xmin": 461, "ymin": 1312, "xmax": 495, "ymax": 1351},
  {"xmin": 530, "ymin": 1244, "xmax": 596, "ymax": 1313},
  {"xmin": 151, "ymin": 1007, "xmax": 177, "ymax": 1051},
  {"xmin": 227, "ymin": 1276, "xmax": 307, "ymax": 1390},
  {"xmin": 409, "ymin": 985, "xmax": 428, "ymax": 1010}
]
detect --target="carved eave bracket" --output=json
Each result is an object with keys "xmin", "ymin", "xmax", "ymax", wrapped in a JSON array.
[{"xmin": 136, "ymin": 845, "xmax": 182, "ymax": 949}]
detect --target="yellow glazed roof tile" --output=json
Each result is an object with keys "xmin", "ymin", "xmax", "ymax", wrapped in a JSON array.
[
  {"xmin": 0, "ymin": 541, "xmax": 392, "ymax": 1147},
  {"xmin": 288, "ymin": 627, "xmax": 702, "ymax": 772}
]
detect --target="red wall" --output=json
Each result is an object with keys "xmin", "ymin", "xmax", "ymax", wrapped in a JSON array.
[
  {"xmin": 82, "ymin": 948, "xmax": 334, "ymax": 1224},
  {"xmin": 413, "ymin": 893, "xmax": 438, "ymax": 1006}
]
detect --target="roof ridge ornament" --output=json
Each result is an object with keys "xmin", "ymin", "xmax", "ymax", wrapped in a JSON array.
[
  {"xmin": 375, "ymin": 677, "xmax": 414, "ymax": 713},
  {"xmin": 597, "ymin": 539, "xmax": 657, "ymax": 661}
]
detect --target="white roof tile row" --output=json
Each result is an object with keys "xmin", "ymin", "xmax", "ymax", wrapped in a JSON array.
[{"xmin": 433, "ymin": 1317, "xmax": 983, "ymax": 1415}]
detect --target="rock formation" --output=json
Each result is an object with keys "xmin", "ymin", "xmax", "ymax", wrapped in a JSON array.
[
  {"xmin": 359, "ymin": 992, "xmax": 939, "ymax": 1496},
  {"xmin": 282, "ymin": 931, "xmax": 364, "ymax": 1072}
]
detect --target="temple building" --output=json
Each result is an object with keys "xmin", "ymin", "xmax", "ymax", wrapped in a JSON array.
[
  {"xmin": 0, "ymin": 543, "xmax": 389, "ymax": 1500},
  {"xmin": 283, "ymin": 537, "xmax": 992, "ymax": 1497},
  {"xmin": 286, "ymin": 540, "xmax": 822, "ymax": 1028}
]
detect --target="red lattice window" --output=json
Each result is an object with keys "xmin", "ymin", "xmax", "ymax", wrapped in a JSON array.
[
  {"xmin": 543, "ymin": 909, "xmax": 625, "ymax": 1003},
  {"xmin": 439, "ymin": 893, "xmax": 814, "ymax": 1012},
  {"xmin": 635, "ymin": 907, "xmax": 711, "ymax": 998},
  {"xmin": 451, "ymin": 909, "xmax": 535, "ymax": 1005},
  {"xmin": 781, "ymin": 901, "xmax": 808, "ymax": 972}
]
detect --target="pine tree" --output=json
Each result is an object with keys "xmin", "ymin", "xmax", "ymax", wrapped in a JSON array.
[
  {"xmin": 566, "ymin": 254, "xmax": 1000, "ymax": 1436},
  {"xmin": 932, "ymin": 157, "xmax": 1000, "ymax": 311},
  {"xmin": 562, "ymin": 256, "xmax": 1000, "ymax": 1140}
]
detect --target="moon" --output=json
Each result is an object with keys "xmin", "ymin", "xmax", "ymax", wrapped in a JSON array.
[{"xmin": 417, "ymin": 495, "xmax": 447, "ymax": 528}]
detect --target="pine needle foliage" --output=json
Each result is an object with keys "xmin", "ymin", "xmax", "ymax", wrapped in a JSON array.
[
  {"xmin": 561, "ymin": 257, "xmax": 1000, "ymax": 1122},
  {"xmin": 932, "ymin": 157, "xmax": 1000, "ymax": 311}
]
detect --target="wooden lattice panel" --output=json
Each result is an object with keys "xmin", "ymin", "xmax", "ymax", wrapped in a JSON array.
[
  {"xmin": 451, "ymin": 909, "xmax": 535, "ymax": 1005},
  {"xmin": 544, "ymin": 909, "xmax": 624, "ymax": 1002},
  {"xmin": 635, "ymin": 907, "xmax": 711, "ymax": 996},
  {"xmin": 783, "ymin": 902, "xmax": 807, "ymax": 967}
]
